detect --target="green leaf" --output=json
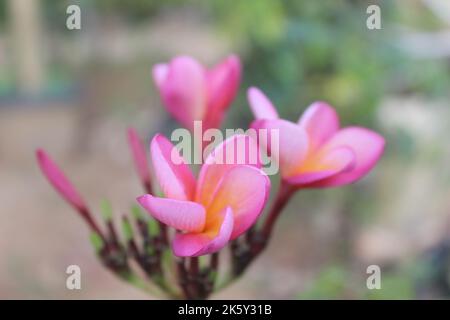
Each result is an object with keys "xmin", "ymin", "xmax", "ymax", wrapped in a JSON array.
[
  {"xmin": 100, "ymin": 199, "xmax": 113, "ymax": 221},
  {"xmin": 148, "ymin": 218, "xmax": 160, "ymax": 236},
  {"xmin": 122, "ymin": 218, "xmax": 134, "ymax": 241},
  {"xmin": 89, "ymin": 232, "xmax": 104, "ymax": 253},
  {"xmin": 209, "ymin": 271, "xmax": 218, "ymax": 283},
  {"xmin": 131, "ymin": 205, "xmax": 144, "ymax": 220},
  {"xmin": 131, "ymin": 205, "xmax": 160, "ymax": 236},
  {"xmin": 145, "ymin": 245, "xmax": 155, "ymax": 256},
  {"xmin": 199, "ymin": 255, "xmax": 209, "ymax": 269}
]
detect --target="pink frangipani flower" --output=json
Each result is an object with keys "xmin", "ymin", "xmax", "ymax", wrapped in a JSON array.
[
  {"xmin": 248, "ymin": 87, "xmax": 385, "ymax": 188},
  {"xmin": 152, "ymin": 55, "xmax": 241, "ymax": 131},
  {"xmin": 137, "ymin": 134, "xmax": 270, "ymax": 257}
]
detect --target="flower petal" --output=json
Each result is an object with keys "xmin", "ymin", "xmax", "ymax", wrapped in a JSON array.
[
  {"xmin": 204, "ymin": 55, "xmax": 241, "ymax": 129},
  {"xmin": 251, "ymin": 119, "xmax": 309, "ymax": 178},
  {"xmin": 172, "ymin": 207, "xmax": 234, "ymax": 256},
  {"xmin": 247, "ymin": 87, "xmax": 279, "ymax": 120},
  {"xmin": 311, "ymin": 127, "xmax": 385, "ymax": 187},
  {"xmin": 160, "ymin": 56, "xmax": 207, "ymax": 130},
  {"xmin": 152, "ymin": 63, "xmax": 169, "ymax": 90},
  {"xmin": 151, "ymin": 134, "xmax": 196, "ymax": 200},
  {"xmin": 207, "ymin": 165, "xmax": 270, "ymax": 239},
  {"xmin": 196, "ymin": 134, "xmax": 261, "ymax": 208},
  {"xmin": 36, "ymin": 149, "xmax": 87, "ymax": 211},
  {"xmin": 137, "ymin": 194, "xmax": 205, "ymax": 232},
  {"xmin": 285, "ymin": 146, "xmax": 355, "ymax": 185},
  {"xmin": 298, "ymin": 101, "xmax": 340, "ymax": 150}
]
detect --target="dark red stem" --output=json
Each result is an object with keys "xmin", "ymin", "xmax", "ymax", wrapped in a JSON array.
[
  {"xmin": 210, "ymin": 253, "xmax": 219, "ymax": 272},
  {"xmin": 177, "ymin": 258, "xmax": 191, "ymax": 299},
  {"xmin": 261, "ymin": 182, "xmax": 296, "ymax": 239},
  {"xmin": 79, "ymin": 207, "xmax": 105, "ymax": 241}
]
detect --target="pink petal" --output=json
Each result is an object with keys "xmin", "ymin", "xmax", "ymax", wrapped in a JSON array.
[
  {"xmin": 251, "ymin": 119, "xmax": 309, "ymax": 178},
  {"xmin": 196, "ymin": 134, "xmax": 261, "ymax": 208},
  {"xmin": 152, "ymin": 63, "xmax": 169, "ymax": 90},
  {"xmin": 285, "ymin": 147, "xmax": 356, "ymax": 185},
  {"xmin": 160, "ymin": 56, "xmax": 207, "ymax": 131},
  {"xmin": 311, "ymin": 127, "xmax": 385, "ymax": 187},
  {"xmin": 151, "ymin": 134, "xmax": 196, "ymax": 200},
  {"xmin": 298, "ymin": 101, "xmax": 340, "ymax": 150},
  {"xmin": 247, "ymin": 87, "xmax": 279, "ymax": 120},
  {"xmin": 36, "ymin": 149, "xmax": 87, "ymax": 211},
  {"xmin": 127, "ymin": 127, "xmax": 151, "ymax": 186},
  {"xmin": 204, "ymin": 55, "xmax": 241, "ymax": 129},
  {"xmin": 207, "ymin": 165, "xmax": 270, "ymax": 239},
  {"xmin": 172, "ymin": 207, "xmax": 234, "ymax": 257},
  {"xmin": 137, "ymin": 194, "xmax": 205, "ymax": 232}
]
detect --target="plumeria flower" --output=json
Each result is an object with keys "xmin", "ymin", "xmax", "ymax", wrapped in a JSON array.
[
  {"xmin": 137, "ymin": 134, "xmax": 270, "ymax": 257},
  {"xmin": 152, "ymin": 55, "xmax": 241, "ymax": 131},
  {"xmin": 248, "ymin": 87, "xmax": 385, "ymax": 188}
]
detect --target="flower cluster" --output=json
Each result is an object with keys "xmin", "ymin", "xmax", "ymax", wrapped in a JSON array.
[{"xmin": 36, "ymin": 54, "xmax": 385, "ymax": 299}]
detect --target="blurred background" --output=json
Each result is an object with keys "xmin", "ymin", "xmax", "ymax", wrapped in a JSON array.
[{"xmin": 1, "ymin": 0, "xmax": 450, "ymax": 299}]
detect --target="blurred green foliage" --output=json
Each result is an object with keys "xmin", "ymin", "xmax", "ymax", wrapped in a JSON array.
[
  {"xmin": 298, "ymin": 264, "xmax": 416, "ymax": 299},
  {"xmin": 0, "ymin": 1, "xmax": 5, "ymax": 29},
  {"xmin": 298, "ymin": 265, "xmax": 349, "ymax": 299},
  {"xmin": 40, "ymin": 0, "xmax": 182, "ymax": 28},
  {"xmin": 4, "ymin": 0, "xmax": 449, "ymax": 123},
  {"xmin": 366, "ymin": 273, "xmax": 414, "ymax": 299},
  {"xmin": 207, "ymin": 0, "xmax": 450, "ymax": 126}
]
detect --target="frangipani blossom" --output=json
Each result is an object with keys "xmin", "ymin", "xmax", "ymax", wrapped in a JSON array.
[
  {"xmin": 152, "ymin": 55, "xmax": 241, "ymax": 131},
  {"xmin": 248, "ymin": 87, "xmax": 385, "ymax": 188},
  {"xmin": 137, "ymin": 134, "xmax": 270, "ymax": 257}
]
